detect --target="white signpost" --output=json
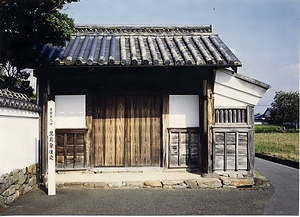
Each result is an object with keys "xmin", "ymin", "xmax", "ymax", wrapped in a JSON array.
[{"xmin": 47, "ymin": 100, "xmax": 56, "ymax": 195}]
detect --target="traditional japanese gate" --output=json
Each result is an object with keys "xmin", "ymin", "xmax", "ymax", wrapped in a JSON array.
[{"xmin": 92, "ymin": 95, "xmax": 162, "ymax": 167}]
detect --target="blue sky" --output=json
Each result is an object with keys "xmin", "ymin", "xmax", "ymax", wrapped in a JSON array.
[{"xmin": 64, "ymin": 0, "xmax": 299, "ymax": 113}]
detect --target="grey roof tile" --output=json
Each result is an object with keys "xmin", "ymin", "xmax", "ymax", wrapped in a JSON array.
[{"xmin": 39, "ymin": 25, "xmax": 242, "ymax": 68}]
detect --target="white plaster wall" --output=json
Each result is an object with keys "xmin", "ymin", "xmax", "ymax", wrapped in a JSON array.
[
  {"xmin": 0, "ymin": 108, "xmax": 39, "ymax": 176},
  {"xmin": 214, "ymin": 69, "xmax": 269, "ymax": 107},
  {"xmin": 169, "ymin": 95, "xmax": 199, "ymax": 128},
  {"xmin": 55, "ymin": 95, "xmax": 86, "ymax": 129}
]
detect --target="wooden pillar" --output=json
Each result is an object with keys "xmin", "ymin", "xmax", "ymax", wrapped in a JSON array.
[
  {"xmin": 247, "ymin": 105, "xmax": 255, "ymax": 175},
  {"xmin": 162, "ymin": 95, "xmax": 169, "ymax": 168},
  {"xmin": 37, "ymin": 76, "xmax": 48, "ymax": 182},
  {"xmin": 86, "ymin": 94, "xmax": 93, "ymax": 168},
  {"xmin": 200, "ymin": 80, "xmax": 207, "ymax": 172},
  {"xmin": 207, "ymin": 76, "xmax": 215, "ymax": 174}
]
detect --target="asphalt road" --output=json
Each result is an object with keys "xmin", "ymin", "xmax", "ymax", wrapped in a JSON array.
[
  {"xmin": 1, "ymin": 187, "xmax": 272, "ymax": 215},
  {"xmin": 0, "ymin": 158, "xmax": 298, "ymax": 215},
  {"xmin": 255, "ymin": 157, "xmax": 299, "ymax": 215}
]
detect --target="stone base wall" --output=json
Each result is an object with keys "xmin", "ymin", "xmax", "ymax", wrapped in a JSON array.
[{"xmin": 0, "ymin": 164, "xmax": 37, "ymax": 208}]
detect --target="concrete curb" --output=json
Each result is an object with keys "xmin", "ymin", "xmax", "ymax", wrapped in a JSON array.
[{"xmin": 255, "ymin": 153, "xmax": 299, "ymax": 169}]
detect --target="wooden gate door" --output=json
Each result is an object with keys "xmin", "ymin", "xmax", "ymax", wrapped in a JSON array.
[{"xmin": 93, "ymin": 96, "xmax": 161, "ymax": 167}]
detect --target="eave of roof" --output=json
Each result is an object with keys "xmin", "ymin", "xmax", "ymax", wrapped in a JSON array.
[{"xmin": 38, "ymin": 25, "xmax": 242, "ymax": 70}]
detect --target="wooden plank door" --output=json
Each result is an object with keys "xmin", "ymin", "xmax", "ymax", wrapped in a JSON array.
[
  {"xmin": 127, "ymin": 96, "xmax": 161, "ymax": 166},
  {"xmin": 93, "ymin": 96, "xmax": 125, "ymax": 167},
  {"xmin": 93, "ymin": 96, "xmax": 161, "ymax": 167}
]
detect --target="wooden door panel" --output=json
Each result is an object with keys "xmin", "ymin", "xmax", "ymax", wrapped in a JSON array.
[
  {"xmin": 169, "ymin": 129, "xmax": 200, "ymax": 168},
  {"xmin": 93, "ymin": 95, "xmax": 161, "ymax": 167},
  {"xmin": 93, "ymin": 97, "xmax": 105, "ymax": 167}
]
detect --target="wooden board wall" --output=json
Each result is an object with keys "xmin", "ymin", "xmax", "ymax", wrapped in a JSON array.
[
  {"xmin": 92, "ymin": 95, "xmax": 162, "ymax": 167},
  {"xmin": 212, "ymin": 106, "xmax": 255, "ymax": 173}
]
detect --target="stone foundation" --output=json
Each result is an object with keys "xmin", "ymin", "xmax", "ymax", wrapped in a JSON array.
[
  {"xmin": 56, "ymin": 173, "xmax": 269, "ymax": 189},
  {"xmin": 0, "ymin": 164, "xmax": 37, "ymax": 208}
]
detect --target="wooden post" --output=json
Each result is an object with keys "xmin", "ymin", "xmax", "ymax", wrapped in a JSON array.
[
  {"xmin": 86, "ymin": 95, "xmax": 93, "ymax": 168},
  {"xmin": 47, "ymin": 100, "xmax": 56, "ymax": 195},
  {"xmin": 162, "ymin": 95, "xmax": 169, "ymax": 168},
  {"xmin": 207, "ymin": 77, "xmax": 215, "ymax": 173},
  {"xmin": 247, "ymin": 105, "xmax": 255, "ymax": 175}
]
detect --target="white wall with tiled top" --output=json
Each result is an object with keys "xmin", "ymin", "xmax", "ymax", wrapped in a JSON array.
[{"xmin": 0, "ymin": 107, "xmax": 39, "ymax": 176}]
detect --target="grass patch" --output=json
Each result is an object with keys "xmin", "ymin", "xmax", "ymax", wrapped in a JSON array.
[
  {"xmin": 255, "ymin": 132, "xmax": 299, "ymax": 162},
  {"xmin": 255, "ymin": 125, "xmax": 283, "ymax": 133}
]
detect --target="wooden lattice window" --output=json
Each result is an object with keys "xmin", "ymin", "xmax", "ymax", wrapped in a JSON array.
[{"xmin": 215, "ymin": 108, "xmax": 247, "ymax": 124}]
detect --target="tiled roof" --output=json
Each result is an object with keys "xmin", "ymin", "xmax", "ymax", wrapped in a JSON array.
[
  {"xmin": 0, "ymin": 89, "xmax": 40, "ymax": 112},
  {"xmin": 39, "ymin": 25, "xmax": 242, "ymax": 68}
]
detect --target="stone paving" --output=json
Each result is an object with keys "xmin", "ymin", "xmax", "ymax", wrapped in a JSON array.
[{"xmin": 55, "ymin": 169, "xmax": 270, "ymax": 189}]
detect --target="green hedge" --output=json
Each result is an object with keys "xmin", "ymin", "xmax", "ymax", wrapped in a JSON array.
[{"xmin": 255, "ymin": 125, "xmax": 283, "ymax": 133}]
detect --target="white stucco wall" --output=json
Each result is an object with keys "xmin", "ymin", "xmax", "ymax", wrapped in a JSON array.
[
  {"xmin": 169, "ymin": 95, "xmax": 199, "ymax": 128},
  {"xmin": 0, "ymin": 108, "xmax": 39, "ymax": 176},
  {"xmin": 55, "ymin": 95, "xmax": 86, "ymax": 129},
  {"xmin": 214, "ymin": 69, "xmax": 270, "ymax": 107}
]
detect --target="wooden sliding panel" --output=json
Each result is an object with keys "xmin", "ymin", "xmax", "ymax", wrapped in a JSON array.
[
  {"xmin": 115, "ymin": 97, "xmax": 125, "ymax": 166},
  {"xmin": 168, "ymin": 128, "xmax": 200, "ymax": 168},
  {"xmin": 93, "ymin": 97, "xmax": 105, "ymax": 167},
  {"xmin": 141, "ymin": 97, "xmax": 151, "ymax": 165},
  {"xmin": 104, "ymin": 97, "xmax": 116, "ymax": 166},
  {"xmin": 94, "ymin": 96, "xmax": 125, "ymax": 167},
  {"xmin": 93, "ymin": 95, "xmax": 161, "ymax": 167},
  {"xmin": 151, "ymin": 96, "xmax": 162, "ymax": 166},
  {"xmin": 212, "ymin": 129, "xmax": 249, "ymax": 172},
  {"xmin": 55, "ymin": 129, "xmax": 87, "ymax": 170},
  {"xmin": 127, "ymin": 97, "xmax": 141, "ymax": 166},
  {"xmin": 127, "ymin": 96, "xmax": 161, "ymax": 166}
]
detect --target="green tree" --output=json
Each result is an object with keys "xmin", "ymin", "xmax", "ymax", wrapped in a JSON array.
[
  {"xmin": 0, "ymin": 61, "xmax": 34, "ymax": 98},
  {"xmin": 0, "ymin": 0, "xmax": 78, "ymax": 98},
  {"xmin": 271, "ymin": 91, "xmax": 299, "ymax": 128}
]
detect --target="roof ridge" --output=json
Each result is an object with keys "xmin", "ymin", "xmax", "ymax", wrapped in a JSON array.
[{"xmin": 75, "ymin": 25, "xmax": 213, "ymax": 35}]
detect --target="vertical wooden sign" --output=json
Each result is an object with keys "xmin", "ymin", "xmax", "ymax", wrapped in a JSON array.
[{"xmin": 47, "ymin": 100, "xmax": 56, "ymax": 195}]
